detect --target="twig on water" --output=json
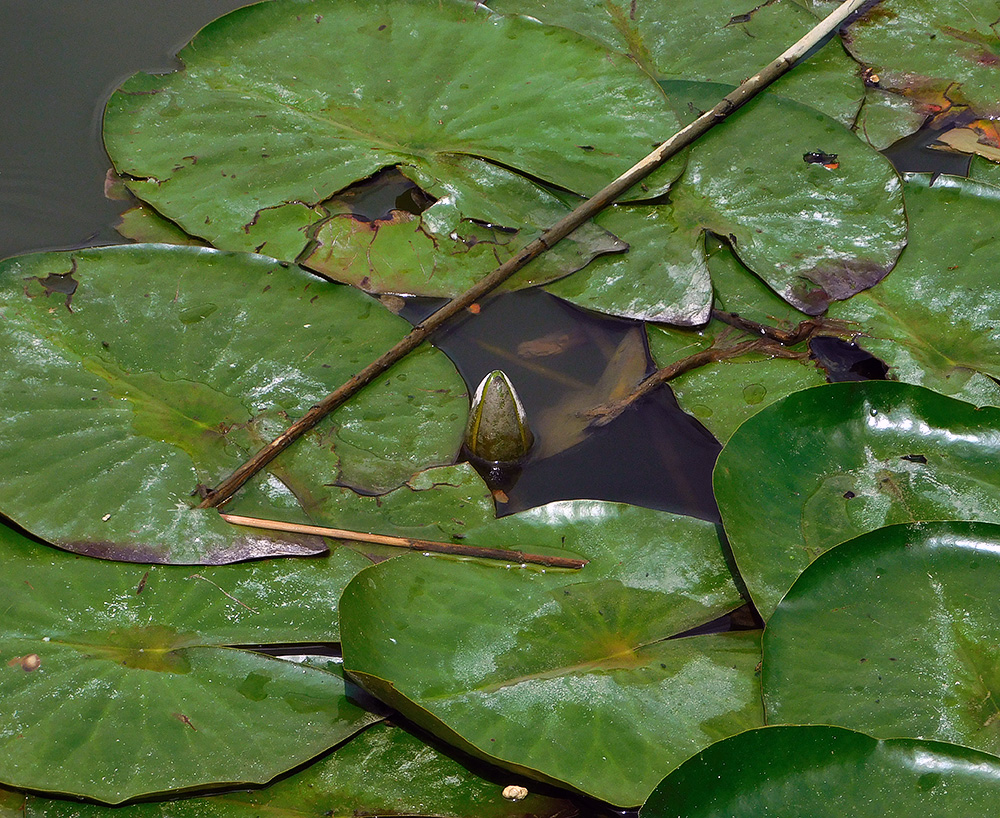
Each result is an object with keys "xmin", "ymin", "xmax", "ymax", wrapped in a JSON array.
[
  {"xmin": 219, "ymin": 513, "xmax": 588, "ymax": 569},
  {"xmin": 197, "ymin": 0, "xmax": 869, "ymax": 509}
]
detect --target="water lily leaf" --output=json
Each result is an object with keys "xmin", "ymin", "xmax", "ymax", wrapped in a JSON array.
[
  {"xmin": 641, "ymin": 724, "xmax": 1000, "ymax": 817},
  {"xmin": 853, "ymin": 86, "xmax": 928, "ymax": 150},
  {"xmin": 646, "ymin": 239, "xmax": 828, "ymax": 443},
  {"xmin": 301, "ymin": 155, "xmax": 626, "ymax": 298},
  {"xmin": 544, "ymin": 202, "xmax": 713, "ymax": 325},
  {"xmin": 715, "ymin": 380, "xmax": 1000, "ymax": 620},
  {"xmin": 764, "ymin": 521, "xmax": 1000, "ymax": 758},
  {"xmin": 340, "ymin": 475, "xmax": 761, "ymax": 807},
  {"xmin": 0, "ymin": 244, "xmax": 466, "ymax": 563},
  {"xmin": 843, "ymin": 0, "xmax": 1000, "ymax": 118},
  {"xmin": 115, "ymin": 205, "xmax": 207, "ymax": 246},
  {"xmin": 487, "ymin": 0, "xmax": 864, "ymax": 126},
  {"xmin": 662, "ymin": 81, "xmax": 906, "ymax": 315},
  {"xmin": 827, "ymin": 174, "xmax": 1000, "ymax": 408},
  {"xmin": 0, "ymin": 522, "xmax": 380, "ymax": 803},
  {"xmin": 0, "ymin": 722, "xmax": 578, "ymax": 818},
  {"xmin": 103, "ymin": 0, "xmax": 680, "ymax": 263}
]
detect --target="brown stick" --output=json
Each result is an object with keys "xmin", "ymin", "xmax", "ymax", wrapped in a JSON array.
[
  {"xmin": 219, "ymin": 513, "xmax": 588, "ymax": 569},
  {"xmin": 198, "ymin": 0, "xmax": 868, "ymax": 508}
]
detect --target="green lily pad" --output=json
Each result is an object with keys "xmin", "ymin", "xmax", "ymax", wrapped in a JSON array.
[
  {"xmin": 715, "ymin": 380, "xmax": 1000, "ymax": 619},
  {"xmin": 487, "ymin": 0, "xmax": 864, "ymax": 126},
  {"xmin": 764, "ymin": 521, "xmax": 1000, "ymax": 758},
  {"xmin": 662, "ymin": 81, "xmax": 907, "ymax": 315},
  {"xmin": 103, "ymin": 0, "xmax": 680, "ymax": 263},
  {"xmin": 853, "ymin": 86, "xmax": 929, "ymax": 150},
  {"xmin": 843, "ymin": 0, "xmax": 1000, "ymax": 117},
  {"xmin": 646, "ymin": 238, "xmax": 828, "ymax": 442},
  {"xmin": 0, "ymin": 522, "xmax": 380, "ymax": 803},
  {"xmin": 549, "ymin": 83, "xmax": 907, "ymax": 321},
  {"xmin": 301, "ymin": 155, "xmax": 626, "ymax": 298},
  {"xmin": 827, "ymin": 173, "xmax": 1000, "ymax": 408},
  {"xmin": 641, "ymin": 724, "xmax": 1000, "ymax": 817},
  {"xmin": 0, "ymin": 722, "xmax": 577, "ymax": 818},
  {"xmin": 0, "ymin": 244, "xmax": 466, "ymax": 563},
  {"xmin": 115, "ymin": 205, "xmax": 207, "ymax": 246},
  {"xmin": 340, "ymin": 468, "xmax": 761, "ymax": 807}
]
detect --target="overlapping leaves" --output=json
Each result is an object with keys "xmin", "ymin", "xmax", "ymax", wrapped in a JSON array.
[
  {"xmin": 0, "ymin": 523, "xmax": 379, "ymax": 803},
  {"xmin": 0, "ymin": 244, "xmax": 466, "ymax": 563},
  {"xmin": 339, "ymin": 464, "xmax": 761, "ymax": 808}
]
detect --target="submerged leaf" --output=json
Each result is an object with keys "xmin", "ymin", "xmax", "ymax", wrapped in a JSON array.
[
  {"xmin": 0, "ymin": 245, "xmax": 466, "ymax": 563},
  {"xmin": 715, "ymin": 381, "xmax": 1000, "ymax": 619},
  {"xmin": 103, "ymin": 0, "xmax": 680, "ymax": 264},
  {"xmin": 340, "ymin": 466, "xmax": 760, "ymax": 807},
  {"xmin": 0, "ymin": 522, "xmax": 379, "ymax": 803},
  {"xmin": 765, "ymin": 521, "xmax": 1000, "ymax": 759},
  {"xmin": 641, "ymin": 724, "xmax": 1000, "ymax": 817}
]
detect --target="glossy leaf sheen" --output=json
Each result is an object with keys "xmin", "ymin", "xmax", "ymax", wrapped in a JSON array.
[
  {"xmin": 340, "ymin": 465, "xmax": 761, "ymax": 807},
  {"xmin": 103, "ymin": 0, "xmax": 680, "ymax": 260},
  {"xmin": 0, "ymin": 524, "xmax": 379, "ymax": 803},
  {"xmin": 828, "ymin": 174, "xmax": 1000, "ymax": 408},
  {"xmin": 765, "ymin": 522, "xmax": 1000, "ymax": 758},
  {"xmin": 0, "ymin": 245, "xmax": 466, "ymax": 563},
  {"xmin": 663, "ymin": 81, "xmax": 906, "ymax": 315},
  {"xmin": 715, "ymin": 380, "xmax": 1000, "ymax": 619},
  {"xmin": 0, "ymin": 722, "xmax": 577, "ymax": 818},
  {"xmin": 641, "ymin": 724, "xmax": 1000, "ymax": 817}
]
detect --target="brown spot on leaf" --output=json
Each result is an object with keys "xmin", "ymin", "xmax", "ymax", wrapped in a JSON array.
[
  {"xmin": 8, "ymin": 654, "xmax": 41, "ymax": 672},
  {"xmin": 24, "ymin": 257, "xmax": 79, "ymax": 312}
]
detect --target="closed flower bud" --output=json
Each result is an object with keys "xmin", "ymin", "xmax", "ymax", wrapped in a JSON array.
[{"xmin": 464, "ymin": 370, "xmax": 534, "ymax": 463}]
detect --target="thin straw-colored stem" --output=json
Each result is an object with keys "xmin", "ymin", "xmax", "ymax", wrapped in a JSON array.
[
  {"xmin": 219, "ymin": 513, "xmax": 587, "ymax": 569},
  {"xmin": 198, "ymin": 0, "xmax": 867, "ymax": 509}
]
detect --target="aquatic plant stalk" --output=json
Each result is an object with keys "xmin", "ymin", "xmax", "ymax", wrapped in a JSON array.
[
  {"xmin": 219, "ymin": 514, "xmax": 587, "ymax": 569},
  {"xmin": 199, "ymin": 0, "xmax": 868, "ymax": 509}
]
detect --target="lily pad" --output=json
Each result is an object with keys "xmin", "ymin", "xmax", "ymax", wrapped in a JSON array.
[
  {"xmin": 301, "ymin": 155, "xmax": 626, "ymax": 298},
  {"xmin": 548, "ymin": 83, "xmax": 907, "ymax": 321},
  {"xmin": 641, "ymin": 724, "xmax": 1000, "ymax": 817},
  {"xmin": 715, "ymin": 380, "xmax": 1000, "ymax": 619},
  {"xmin": 487, "ymin": 0, "xmax": 865, "ymax": 126},
  {"xmin": 0, "ymin": 244, "xmax": 466, "ymax": 563},
  {"xmin": 853, "ymin": 86, "xmax": 929, "ymax": 150},
  {"xmin": 827, "ymin": 174, "xmax": 1000, "ymax": 408},
  {"xmin": 646, "ymin": 239, "xmax": 828, "ymax": 442},
  {"xmin": 662, "ymin": 81, "xmax": 906, "ymax": 315},
  {"xmin": 0, "ymin": 521, "xmax": 380, "ymax": 803},
  {"xmin": 340, "ymin": 468, "xmax": 761, "ymax": 807},
  {"xmin": 764, "ymin": 521, "xmax": 1000, "ymax": 758},
  {"xmin": 103, "ymin": 0, "xmax": 681, "ymax": 262},
  {"xmin": 0, "ymin": 722, "xmax": 577, "ymax": 818},
  {"xmin": 843, "ymin": 0, "xmax": 1000, "ymax": 118}
]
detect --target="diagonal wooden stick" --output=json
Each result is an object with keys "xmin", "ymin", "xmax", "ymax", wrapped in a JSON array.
[
  {"xmin": 198, "ymin": 0, "xmax": 868, "ymax": 509},
  {"xmin": 219, "ymin": 513, "xmax": 587, "ymax": 569}
]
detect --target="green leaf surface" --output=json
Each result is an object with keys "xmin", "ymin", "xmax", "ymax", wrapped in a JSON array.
[
  {"xmin": 641, "ymin": 724, "xmax": 1000, "ymax": 817},
  {"xmin": 0, "ymin": 722, "xmax": 577, "ymax": 818},
  {"xmin": 0, "ymin": 245, "xmax": 466, "ymax": 563},
  {"xmin": 301, "ymin": 155, "xmax": 626, "ymax": 298},
  {"xmin": 843, "ymin": 0, "xmax": 1000, "ymax": 117},
  {"xmin": 0, "ymin": 522, "xmax": 380, "ymax": 803},
  {"xmin": 340, "ymin": 473, "xmax": 761, "ymax": 807},
  {"xmin": 487, "ymin": 0, "xmax": 864, "ymax": 126},
  {"xmin": 853, "ymin": 86, "xmax": 929, "ymax": 150},
  {"xmin": 715, "ymin": 381, "xmax": 1000, "ymax": 619},
  {"xmin": 827, "ymin": 173, "xmax": 1000, "ymax": 407},
  {"xmin": 103, "ymin": 0, "xmax": 680, "ymax": 262},
  {"xmin": 646, "ymin": 239, "xmax": 827, "ymax": 443},
  {"xmin": 115, "ymin": 206, "xmax": 207, "ymax": 246},
  {"xmin": 764, "ymin": 521, "xmax": 1000, "ymax": 758},
  {"xmin": 662, "ymin": 81, "xmax": 906, "ymax": 315}
]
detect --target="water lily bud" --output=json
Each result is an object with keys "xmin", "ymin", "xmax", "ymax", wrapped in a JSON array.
[{"xmin": 464, "ymin": 370, "xmax": 534, "ymax": 463}]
